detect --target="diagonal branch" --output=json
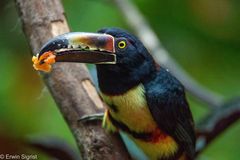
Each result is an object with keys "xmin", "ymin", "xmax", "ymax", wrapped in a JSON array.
[
  {"xmin": 195, "ymin": 98, "xmax": 240, "ymax": 155},
  {"xmin": 15, "ymin": 0, "xmax": 131, "ymax": 160},
  {"xmin": 112, "ymin": 0, "xmax": 224, "ymax": 109}
]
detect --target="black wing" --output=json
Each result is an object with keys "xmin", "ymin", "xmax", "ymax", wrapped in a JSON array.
[{"xmin": 144, "ymin": 68, "xmax": 196, "ymax": 159}]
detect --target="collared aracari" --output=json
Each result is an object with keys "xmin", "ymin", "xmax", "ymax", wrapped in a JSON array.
[{"xmin": 32, "ymin": 28, "xmax": 196, "ymax": 160}]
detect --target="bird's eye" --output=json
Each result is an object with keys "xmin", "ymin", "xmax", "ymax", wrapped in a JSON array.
[{"xmin": 118, "ymin": 40, "xmax": 127, "ymax": 49}]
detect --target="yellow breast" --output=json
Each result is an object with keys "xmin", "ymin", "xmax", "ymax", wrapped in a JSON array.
[
  {"xmin": 101, "ymin": 84, "xmax": 157, "ymax": 133},
  {"xmin": 101, "ymin": 84, "xmax": 179, "ymax": 160}
]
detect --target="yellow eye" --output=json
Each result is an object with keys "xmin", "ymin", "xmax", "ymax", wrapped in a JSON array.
[{"xmin": 118, "ymin": 40, "xmax": 127, "ymax": 49}]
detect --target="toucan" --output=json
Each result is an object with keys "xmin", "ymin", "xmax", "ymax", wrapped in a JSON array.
[{"xmin": 32, "ymin": 28, "xmax": 196, "ymax": 160}]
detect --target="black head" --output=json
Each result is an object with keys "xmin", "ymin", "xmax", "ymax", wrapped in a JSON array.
[
  {"xmin": 98, "ymin": 28, "xmax": 150, "ymax": 66},
  {"xmin": 96, "ymin": 28, "xmax": 156, "ymax": 94},
  {"xmin": 36, "ymin": 27, "xmax": 156, "ymax": 94}
]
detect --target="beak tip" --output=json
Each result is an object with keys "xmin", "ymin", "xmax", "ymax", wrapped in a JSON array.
[
  {"xmin": 38, "ymin": 36, "xmax": 69, "ymax": 56},
  {"xmin": 32, "ymin": 51, "xmax": 56, "ymax": 72}
]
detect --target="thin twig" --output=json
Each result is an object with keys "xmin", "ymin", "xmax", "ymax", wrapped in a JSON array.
[
  {"xmin": 195, "ymin": 98, "xmax": 240, "ymax": 155},
  {"xmin": 26, "ymin": 137, "xmax": 81, "ymax": 160},
  {"xmin": 112, "ymin": 0, "xmax": 224, "ymax": 109}
]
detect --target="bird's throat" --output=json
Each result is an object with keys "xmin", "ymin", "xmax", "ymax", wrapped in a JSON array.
[{"xmin": 96, "ymin": 59, "xmax": 156, "ymax": 95}]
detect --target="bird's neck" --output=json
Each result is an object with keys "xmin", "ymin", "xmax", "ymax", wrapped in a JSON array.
[{"xmin": 96, "ymin": 60, "xmax": 156, "ymax": 95}]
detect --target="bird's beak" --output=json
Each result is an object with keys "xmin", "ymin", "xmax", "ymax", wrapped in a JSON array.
[{"xmin": 32, "ymin": 32, "xmax": 116, "ymax": 72}]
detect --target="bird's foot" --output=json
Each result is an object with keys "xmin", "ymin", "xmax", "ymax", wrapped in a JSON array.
[{"xmin": 78, "ymin": 113, "xmax": 104, "ymax": 123}]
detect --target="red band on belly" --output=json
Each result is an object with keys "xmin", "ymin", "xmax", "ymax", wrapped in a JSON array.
[
  {"xmin": 150, "ymin": 128, "xmax": 168, "ymax": 143},
  {"xmin": 108, "ymin": 112, "xmax": 168, "ymax": 143}
]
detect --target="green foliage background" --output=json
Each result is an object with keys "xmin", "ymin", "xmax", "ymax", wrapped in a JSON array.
[{"xmin": 0, "ymin": 0, "xmax": 239, "ymax": 159}]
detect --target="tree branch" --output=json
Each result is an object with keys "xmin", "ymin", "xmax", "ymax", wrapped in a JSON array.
[
  {"xmin": 26, "ymin": 137, "xmax": 81, "ymax": 160},
  {"xmin": 112, "ymin": 0, "xmax": 224, "ymax": 109},
  {"xmin": 195, "ymin": 98, "xmax": 240, "ymax": 155},
  {"xmin": 15, "ymin": 0, "xmax": 131, "ymax": 159}
]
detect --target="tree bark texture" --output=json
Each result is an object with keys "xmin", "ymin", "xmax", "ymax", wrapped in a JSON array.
[{"xmin": 15, "ymin": 0, "xmax": 131, "ymax": 159}]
